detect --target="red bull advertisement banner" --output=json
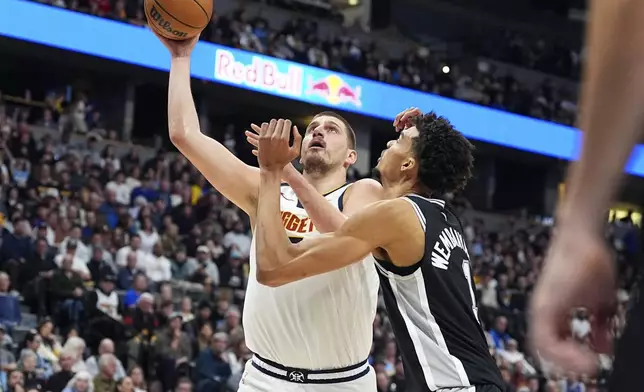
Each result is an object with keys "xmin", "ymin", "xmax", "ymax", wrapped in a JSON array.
[
  {"xmin": 213, "ymin": 49, "xmax": 363, "ymax": 109},
  {"xmin": 5, "ymin": 0, "xmax": 644, "ymax": 176}
]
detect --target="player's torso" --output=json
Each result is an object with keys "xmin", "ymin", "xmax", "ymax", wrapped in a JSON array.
[
  {"xmin": 244, "ymin": 184, "xmax": 380, "ymax": 369},
  {"xmin": 375, "ymin": 195, "xmax": 503, "ymax": 391}
]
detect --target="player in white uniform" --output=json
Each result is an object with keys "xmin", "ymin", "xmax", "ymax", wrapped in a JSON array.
[{"xmin": 153, "ymin": 33, "xmax": 383, "ymax": 391}]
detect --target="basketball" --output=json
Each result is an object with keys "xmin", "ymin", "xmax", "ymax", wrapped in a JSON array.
[{"xmin": 145, "ymin": 0, "xmax": 213, "ymax": 40}]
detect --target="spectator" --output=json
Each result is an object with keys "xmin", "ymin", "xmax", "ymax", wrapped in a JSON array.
[
  {"xmin": 58, "ymin": 227, "xmax": 90, "ymax": 263},
  {"xmin": 222, "ymin": 221, "xmax": 250, "ymax": 259},
  {"xmin": 115, "ymin": 235, "xmax": 145, "ymax": 268},
  {"xmin": 117, "ymin": 254, "xmax": 143, "ymax": 291},
  {"xmin": 105, "ymin": 171, "xmax": 131, "ymax": 206},
  {"xmin": 19, "ymin": 350, "xmax": 46, "ymax": 391},
  {"xmin": 62, "ymin": 370, "xmax": 93, "ymax": 392},
  {"xmin": 126, "ymin": 293, "xmax": 158, "ymax": 375},
  {"xmin": 86, "ymin": 247, "xmax": 113, "ymax": 285},
  {"xmin": 128, "ymin": 366, "xmax": 147, "ymax": 392},
  {"xmin": 178, "ymin": 297, "xmax": 194, "ymax": 324},
  {"xmin": 62, "ymin": 337, "xmax": 87, "ymax": 373},
  {"xmin": 116, "ymin": 376, "xmax": 133, "ymax": 392},
  {"xmin": 85, "ymin": 339, "xmax": 125, "ymax": 380},
  {"xmin": 1, "ymin": 217, "xmax": 33, "ymax": 268},
  {"xmin": 169, "ymin": 248, "xmax": 196, "ymax": 282},
  {"xmin": 137, "ymin": 218, "xmax": 158, "ymax": 254},
  {"xmin": 0, "ymin": 272, "xmax": 21, "ymax": 327},
  {"xmin": 45, "ymin": 351, "xmax": 75, "ymax": 392},
  {"xmin": 194, "ymin": 332, "xmax": 231, "ymax": 392},
  {"xmin": 53, "ymin": 241, "xmax": 90, "ymax": 279},
  {"xmin": 0, "ymin": 325, "xmax": 17, "ymax": 389},
  {"xmin": 489, "ymin": 316, "xmax": 512, "ymax": 351},
  {"xmin": 5, "ymin": 368, "xmax": 25, "ymax": 392},
  {"xmin": 122, "ymin": 274, "xmax": 147, "ymax": 308},
  {"xmin": 50, "ymin": 256, "xmax": 85, "ymax": 330},
  {"xmin": 20, "ymin": 332, "xmax": 54, "ymax": 379},
  {"xmin": 154, "ymin": 313, "xmax": 191, "ymax": 391},
  {"xmin": 191, "ymin": 246, "xmax": 219, "ymax": 286},
  {"xmin": 92, "ymin": 354, "xmax": 116, "ymax": 392},
  {"xmin": 191, "ymin": 323, "xmax": 213, "ymax": 361},
  {"xmin": 142, "ymin": 243, "xmax": 171, "ymax": 284},
  {"xmin": 37, "ymin": 319, "xmax": 62, "ymax": 370},
  {"xmin": 175, "ymin": 377, "xmax": 192, "ymax": 392}
]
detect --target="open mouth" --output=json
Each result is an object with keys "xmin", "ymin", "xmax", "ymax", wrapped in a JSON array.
[{"xmin": 309, "ymin": 139, "xmax": 326, "ymax": 150}]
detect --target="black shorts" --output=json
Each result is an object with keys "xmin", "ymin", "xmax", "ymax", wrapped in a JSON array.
[{"xmin": 609, "ymin": 284, "xmax": 644, "ymax": 391}]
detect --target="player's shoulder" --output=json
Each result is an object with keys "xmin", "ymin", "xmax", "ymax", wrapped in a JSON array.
[
  {"xmin": 348, "ymin": 178, "xmax": 383, "ymax": 193},
  {"xmin": 342, "ymin": 178, "xmax": 385, "ymax": 213}
]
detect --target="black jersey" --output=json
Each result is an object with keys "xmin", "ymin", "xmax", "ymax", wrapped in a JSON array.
[{"xmin": 375, "ymin": 194, "xmax": 504, "ymax": 392}]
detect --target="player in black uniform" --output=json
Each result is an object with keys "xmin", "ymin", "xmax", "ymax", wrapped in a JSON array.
[{"xmin": 252, "ymin": 114, "xmax": 505, "ymax": 392}]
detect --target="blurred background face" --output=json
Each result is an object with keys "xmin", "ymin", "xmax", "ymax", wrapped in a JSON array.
[
  {"xmin": 300, "ymin": 115, "xmax": 355, "ymax": 175},
  {"xmin": 75, "ymin": 377, "xmax": 90, "ymax": 392}
]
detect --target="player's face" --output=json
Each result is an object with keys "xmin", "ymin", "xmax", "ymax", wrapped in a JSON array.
[
  {"xmin": 300, "ymin": 115, "xmax": 357, "ymax": 174},
  {"xmin": 375, "ymin": 126, "xmax": 419, "ymax": 182}
]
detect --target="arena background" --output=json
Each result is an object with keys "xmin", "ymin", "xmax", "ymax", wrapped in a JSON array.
[{"xmin": 0, "ymin": 0, "xmax": 640, "ymax": 391}]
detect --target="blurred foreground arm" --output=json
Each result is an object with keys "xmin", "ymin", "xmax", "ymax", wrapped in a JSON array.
[
  {"xmin": 561, "ymin": 0, "xmax": 644, "ymax": 229},
  {"xmin": 531, "ymin": 0, "xmax": 644, "ymax": 375}
]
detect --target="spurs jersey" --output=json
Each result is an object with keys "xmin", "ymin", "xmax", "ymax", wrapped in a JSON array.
[
  {"xmin": 244, "ymin": 183, "xmax": 380, "ymax": 369},
  {"xmin": 376, "ymin": 195, "xmax": 504, "ymax": 392}
]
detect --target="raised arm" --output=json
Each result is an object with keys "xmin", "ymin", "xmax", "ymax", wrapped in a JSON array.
[{"xmin": 157, "ymin": 34, "xmax": 259, "ymax": 216}]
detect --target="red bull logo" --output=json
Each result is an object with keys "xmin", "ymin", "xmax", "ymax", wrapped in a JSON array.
[
  {"xmin": 307, "ymin": 74, "xmax": 362, "ymax": 107},
  {"xmin": 215, "ymin": 49, "xmax": 303, "ymax": 97}
]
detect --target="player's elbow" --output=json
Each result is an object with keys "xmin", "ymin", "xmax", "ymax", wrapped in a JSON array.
[
  {"xmin": 256, "ymin": 269, "xmax": 286, "ymax": 288},
  {"xmin": 169, "ymin": 129, "xmax": 188, "ymax": 146}
]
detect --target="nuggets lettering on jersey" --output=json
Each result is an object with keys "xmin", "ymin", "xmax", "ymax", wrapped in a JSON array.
[
  {"xmin": 243, "ymin": 184, "xmax": 380, "ymax": 370},
  {"xmin": 281, "ymin": 211, "xmax": 315, "ymax": 235},
  {"xmin": 431, "ymin": 226, "xmax": 470, "ymax": 270}
]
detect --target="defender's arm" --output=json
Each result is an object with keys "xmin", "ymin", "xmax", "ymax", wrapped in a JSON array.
[
  {"xmin": 285, "ymin": 166, "xmax": 384, "ymax": 232},
  {"xmin": 256, "ymin": 173, "xmax": 410, "ymax": 287}
]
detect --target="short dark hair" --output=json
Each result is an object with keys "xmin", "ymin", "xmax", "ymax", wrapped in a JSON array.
[
  {"xmin": 313, "ymin": 111, "xmax": 356, "ymax": 149},
  {"xmin": 412, "ymin": 112, "xmax": 474, "ymax": 194}
]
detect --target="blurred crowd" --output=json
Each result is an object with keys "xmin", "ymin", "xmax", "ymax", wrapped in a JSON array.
[
  {"xmin": 0, "ymin": 2, "xmax": 638, "ymax": 392},
  {"xmin": 32, "ymin": 0, "xmax": 580, "ymax": 126},
  {"xmin": 0, "ymin": 71, "xmax": 640, "ymax": 392}
]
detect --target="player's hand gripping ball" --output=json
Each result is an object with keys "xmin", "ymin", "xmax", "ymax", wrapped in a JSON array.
[{"xmin": 145, "ymin": 0, "xmax": 214, "ymax": 40}]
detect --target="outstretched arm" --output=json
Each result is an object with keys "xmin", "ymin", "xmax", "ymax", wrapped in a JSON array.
[
  {"xmin": 560, "ymin": 0, "xmax": 644, "ymax": 230},
  {"xmin": 285, "ymin": 169, "xmax": 384, "ymax": 231},
  {"xmin": 256, "ymin": 172, "xmax": 409, "ymax": 286},
  {"xmin": 160, "ymin": 35, "xmax": 259, "ymax": 217}
]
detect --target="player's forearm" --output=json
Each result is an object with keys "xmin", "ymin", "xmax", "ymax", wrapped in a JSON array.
[
  {"xmin": 560, "ymin": 0, "xmax": 644, "ymax": 231},
  {"xmin": 167, "ymin": 58, "xmax": 201, "ymax": 142},
  {"xmin": 256, "ymin": 170, "xmax": 297, "ymax": 277},
  {"xmin": 283, "ymin": 165, "xmax": 347, "ymax": 233}
]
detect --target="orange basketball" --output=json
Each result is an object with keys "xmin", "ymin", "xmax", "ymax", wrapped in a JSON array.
[{"xmin": 145, "ymin": 0, "xmax": 213, "ymax": 40}]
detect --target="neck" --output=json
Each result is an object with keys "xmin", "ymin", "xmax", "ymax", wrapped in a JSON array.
[
  {"xmin": 380, "ymin": 178, "xmax": 421, "ymax": 200},
  {"xmin": 302, "ymin": 166, "xmax": 347, "ymax": 194}
]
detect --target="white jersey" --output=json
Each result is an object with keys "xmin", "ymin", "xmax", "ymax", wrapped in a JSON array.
[{"xmin": 244, "ymin": 183, "xmax": 379, "ymax": 370}]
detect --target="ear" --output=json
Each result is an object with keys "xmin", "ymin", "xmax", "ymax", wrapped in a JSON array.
[
  {"xmin": 344, "ymin": 149, "xmax": 358, "ymax": 168},
  {"xmin": 400, "ymin": 157, "xmax": 416, "ymax": 173}
]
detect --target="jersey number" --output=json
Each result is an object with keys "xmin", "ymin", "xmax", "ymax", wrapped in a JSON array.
[{"xmin": 462, "ymin": 259, "xmax": 480, "ymax": 324}]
